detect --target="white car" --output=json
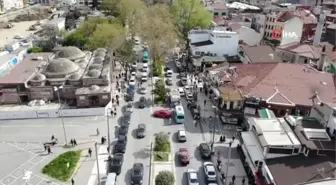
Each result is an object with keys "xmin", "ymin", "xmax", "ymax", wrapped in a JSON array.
[
  {"xmin": 126, "ymin": 102, "xmax": 134, "ymax": 112},
  {"xmin": 187, "ymin": 169, "xmax": 199, "ymax": 185},
  {"xmin": 142, "ymin": 64, "xmax": 148, "ymax": 72},
  {"xmin": 184, "ymin": 86, "xmax": 192, "ymax": 93},
  {"xmin": 186, "ymin": 92, "xmax": 193, "ymax": 101},
  {"xmin": 139, "ymin": 86, "xmax": 147, "ymax": 94},
  {"xmin": 203, "ymin": 162, "xmax": 217, "ymax": 182},
  {"xmin": 166, "ymin": 69, "xmax": 173, "ymax": 77},
  {"xmin": 131, "ymin": 62, "xmax": 137, "ymax": 69},
  {"xmin": 141, "ymin": 72, "xmax": 148, "ymax": 82},
  {"xmin": 178, "ymin": 88, "xmax": 185, "ymax": 97},
  {"xmin": 129, "ymin": 77, "xmax": 136, "ymax": 86},
  {"xmin": 13, "ymin": 35, "xmax": 23, "ymax": 39},
  {"xmin": 131, "ymin": 71, "xmax": 137, "ymax": 77},
  {"xmin": 177, "ymin": 129, "xmax": 187, "ymax": 142}
]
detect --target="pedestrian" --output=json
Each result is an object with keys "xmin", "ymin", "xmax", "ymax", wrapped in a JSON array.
[
  {"xmin": 232, "ymin": 136, "xmax": 235, "ymax": 142},
  {"xmin": 232, "ymin": 175, "xmax": 236, "ymax": 183},
  {"xmin": 73, "ymin": 139, "xmax": 77, "ymax": 146},
  {"xmin": 71, "ymin": 178, "xmax": 75, "ymax": 185},
  {"xmin": 222, "ymin": 135, "xmax": 226, "ymax": 143},
  {"xmin": 219, "ymin": 135, "xmax": 223, "ymax": 142},
  {"xmin": 116, "ymin": 100, "xmax": 119, "ymax": 106},
  {"xmin": 44, "ymin": 144, "xmax": 47, "ymax": 151},
  {"xmin": 101, "ymin": 137, "xmax": 105, "ymax": 144},
  {"xmin": 221, "ymin": 173, "xmax": 225, "ymax": 181},
  {"xmin": 51, "ymin": 135, "xmax": 55, "ymax": 141},
  {"xmin": 204, "ymin": 100, "xmax": 206, "ymax": 106},
  {"xmin": 111, "ymin": 109, "xmax": 114, "ymax": 117},
  {"xmin": 114, "ymin": 111, "xmax": 117, "ymax": 117},
  {"xmin": 112, "ymin": 98, "xmax": 115, "ymax": 104},
  {"xmin": 116, "ymin": 94, "xmax": 119, "ymax": 100},
  {"xmin": 70, "ymin": 139, "xmax": 74, "ymax": 146},
  {"xmin": 96, "ymin": 128, "xmax": 100, "ymax": 136},
  {"xmin": 114, "ymin": 106, "xmax": 117, "ymax": 112},
  {"xmin": 88, "ymin": 148, "xmax": 92, "ymax": 157},
  {"xmin": 242, "ymin": 177, "xmax": 246, "ymax": 185},
  {"xmin": 217, "ymin": 157, "xmax": 221, "ymax": 166},
  {"xmin": 47, "ymin": 146, "xmax": 52, "ymax": 154}
]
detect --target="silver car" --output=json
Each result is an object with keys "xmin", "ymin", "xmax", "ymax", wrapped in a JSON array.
[
  {"xmin": 126, "ymin": 102, "xmax": 134, "ymax": 112},
  {"xmin": 203, "ymin": 162, "xmax": 217, "ymax": 182},
  {"xmin": 187, "ymin": 169, "xmax": 199, "ymax": 185}
]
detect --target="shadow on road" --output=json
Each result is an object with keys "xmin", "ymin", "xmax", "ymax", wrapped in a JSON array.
[
  {"xmin": 132, "ymin": 148, "xmax": 150, "ymax": 159},
  {"xmin": 192, "ymin": 146, "xmax": 204, "ymax": 162},
  {"xmin": 123, "ymin": 168, "xmax": 132, "ymax": 185}
]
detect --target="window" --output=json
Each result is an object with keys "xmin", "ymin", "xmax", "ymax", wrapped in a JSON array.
[
  {"xmin": 102, "ymin": 95, "xmax": 108, "ymax": 99},
  {"xmin": 79, "ymin": 96, "xmax": 85, "ymax": 100},
  {"xmin": 293, "ymin": 148, "xmax": 299, "ymax": 154},
  {"xmin": 222, "ymin": 12, "xmax": 226, "ymax": 16},
  {"xmin": 195, "ymin": 51, "xmax": 200, "ymax": 56},
  {"xmin": 268, "ymin": 147, "xmax": 293, "ymax": 154},
  {"xmin": 214, "ymin": 12, "xmax": 219, "ymax": 16}
]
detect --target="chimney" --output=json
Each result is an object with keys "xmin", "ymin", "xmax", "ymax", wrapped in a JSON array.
[
  {"xmin": 317, "ymin": 45, "xmax": 326, "ymax": 71},
  {"xmin": 313, "ymin": 11, "xmax": 325, "ymax": 46}
]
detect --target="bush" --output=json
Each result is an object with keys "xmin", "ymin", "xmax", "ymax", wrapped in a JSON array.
[
  {"xmin": 27, "ymin": 46, "xmax": 43, "ymax": 53},
  {"xmin": 154, "ymin": 132, "xmax": 170, "ymax": 152},
  {"xmin": 153, "ymin": 79, "xmax": 167, "ymax": 103},
  {"xmin": 153, "ymin": 61, "xmax": 163, "ymax": 77},
  {"xmin": 155, "ymin": 171, "xmax": 175, "ymax": 185}
]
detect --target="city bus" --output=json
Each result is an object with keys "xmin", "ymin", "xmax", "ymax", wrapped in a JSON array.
[
  {"xmin": 174, "ymin": 105, "xmax": 185, "ymax": 124},
  {"xmin": 143, "ymin": 51, "xmax": 148, "ymax": 63}
]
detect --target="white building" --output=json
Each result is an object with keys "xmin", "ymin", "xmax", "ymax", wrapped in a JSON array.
[
  {"xmin": 188, "ymin": 29, "xmax": 239, "ymax": 57},
  {"xmin": 1, "ymin": 0, "xmax": 23, "ymax": 11},
  {"xmin": 42, "ymin": 17, "xmax": 66, "ymax": 32}
]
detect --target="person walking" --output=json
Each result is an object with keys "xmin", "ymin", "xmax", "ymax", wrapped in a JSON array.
[
  {"xmin": 116, "ymin": 99, "xmax": 119, "ymax": 106},
  {"xmin": 47, "ymin": 146, "xmax": 52, "ymax": 154},
  {"xmin": 71, "ymin": 178, "xmax": 75, "ymax": 185},
  {"xmin": 51, "ymin": 135, "xmax": 55, "ymax": 141},
  {"xmin": 96, "ymin": 128, "xmax": 100, "ymax": 136},
  {"xmin": 232, "ymin": 136, "xmax": 235, "ymax": 142},
  {"xmin": 232, "ymin": 175, "xmax": 236, "ymax": 184},
  {"xmin": 73, "ymin": 139, "xmax": 77, "ymax": 146},
  {"xmin": 70, "ymin": 139, "xmax": 74, "ymax": 146},
  {"xmin": 44, "ymin": 144, "xmax": 47, "ymax": 151},
  {"xmin": 222, "ymin": 135, "xmax": 226, "ymax": 143},
  {"xmin": 88, "ymin": 148, "xmax": 92, "ymax": 157},
  {"xmin": 242, "ymin": 177, "xmax": 246, "ymax": 185},
  {"xmin": 204, "ymin": 100, "xmax": 206, "ymax": 106}
]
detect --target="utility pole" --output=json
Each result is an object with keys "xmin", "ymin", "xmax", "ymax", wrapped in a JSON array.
[
  {"xmin": 54, "ymin": 86, "xmax": 68, "ymax": 146},
  {"xmin": 95, "ymin": 142, "xmax": 101, "ymax": 185},
  {"xmin": 224, "ymin": 141, "xmax": 233, "ymax": 185},
  {"xmin": 212, "ymin": 106, "xmax": 218, "ymax": 147}
]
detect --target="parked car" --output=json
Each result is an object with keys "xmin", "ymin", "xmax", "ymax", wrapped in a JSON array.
[
  {"xmin": 138, "ymin": 96, "xmax": 146, "ymax": 108},
  {"xmin": 203, "ymin": 162, "xmax": 217, "ymax": 182},
  {"xmin": 153, "ymin": 109, "xmax": 171, "ymax": 118},
  {"xmin": 178, "ymin": 88, "xmax": 185, "ymax": 97},
  {"xmin": 141, "ymin": 72, "xmax": 147, "ymax": 82},
  {"xmin": 199, "ymin": 143, "xmax": 211, "ymax": 159},
  {"xmin": 180, "ymin": 77, "xmax": 188, "ymax": 86},
  {"xmin": 137, "ymin": 124, "xmax": 146, "ymax": 138},
  {"xmin": 113, "ymin": 143, "xmax": 126, "ymax": 154},
  {"xmin": 131, "ymin": 163, "xmax": 144, "ymax": 185},
  {"xmin": 118, "ymin": 125, "xmax": 129, "ymax": 135},
  {"xmin": 186, "ymin": 92, "xmax": 193, "ymax": 101},
  {"xmin": 126, "ymin": 102, "xmax": 134, "ymax": 112},
  {"xmin": 109, "ymin": 153, "xmax": 124, "ymax": 175},
  {"xmin": 117, "ymin": 135, "xmax": 127, "ymax": 144},
  {"xmin": 166, "ymin": 78, "xmax": 173, "ymax": 86},
  {"xmin": 178, "ymin": 148, "xmax": 190, "ymax": 165},
  {"xmin": 131, "ymin": 62, "xmax": 137, "ymax": 69},
  {"xmin": 177, "ymin": 129, "xmax": 187, "ymax": 142},
  {"xmin": 187, "ymin": 169, "xmax": 199, "ymax": 185},
  {"xmin": 129, "ymin": 77, "xmax": 136, "ymax": 86},
  {"xmin": 139, "ymin": 86, "xmax": 147, "ymax": 94}
]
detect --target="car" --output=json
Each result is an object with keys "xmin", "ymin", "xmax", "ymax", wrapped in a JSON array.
[
  {"xmin": 126, "ymin": 102, "xmax": 134, "ymax": 112},
  {"xmin": 123, "ymin": 112, "xmax": 131, "ymax": 123},
  {"xmin": 117, "ymin": 135, "xmax": 127, "ymax": 144},
  {"xmin": 118, "ymin": 125, "xmax": 129, "ymax": 135},
  {"xmin": 129, "ymin": 78, "xmax": 136, "ymax": 86},
  {"xmin": 141, "ymin": 72, "xmax": 147, "ymax": 82},
  {"xmin": 176, "ymin": 62, "xmax": 182, "ymax": 68},
  {"xmin": 153, "ymin": 109, "xmax": 171, "ymax": 118},
  {"xmin": 109, "ymin": 153, "xmax": 124, "ymax": 175},
  {"xmin": 184, "ymin": 85, "xmax": 192, "ymax": 92},
  {"xmin": 178, "ymin": 88, "xmax": 185, "ymax": 97},
  {"xmin": 178, "ymin": 148, "xmax": 190, "ymax": 165},
  {"xmin": 142, "ymin": 64, "xmax": 148, "ymax": 72},
  {"xmin": 203, "ymin": 162, "xmax": 217, "ymax": 182},
  {"xmin": 166, "ymin": 78, "xmax": 173, "ymax": 86},
  {"xmin": 131, "ymin": 163, "xmax": 144, "ymax": 185},
  {"xmin": 13, "ymin": 35, "xmax": 23, "ymax": 39},
  {"xmin": 113, "ymin": 143, "xmax": 126, "ymax": 153},
  {"xmin": 199, "ymin": 143, "xmax": 211, "ymax": 159},
  {"xmin": 139, "ymin": 86, "xmax": 147, "ymax": 94},
  {"xmin": 138, "ymin": 96, "xmax": 146, "ymax": 108},
  {"xmin": 131, "ymin": 71, "xmax": 137, "ymax": 77},
  {"xmin": 131, "ymin": 62, "xmax": 137, "ymax": 69},
  {"xmin": 137, "ymin": 124, "xmax": 146, "ymax": 138},
  {"xmin": 180, "ymin": 77, "xmax": 188, "ymax": 86},
  {"xmin": 187, "ymin": 169, "xmax": 199, "ymax": 185},
  {"xmin": 179, "ymin": 72, "xmax": 187, "ymax": 78},
  {"xmin": 177, "ymin": 129, "xmax": 187, "ymax": 142},
  {"xmin": 191, "ymin": 108, "xmax": 201, "ymax": 118},
  {"xmin": 164, "ymin": 66, "xmax": 171, "ymax": 71},
  {"xmin": 186, "ymin": 92, "xmax": 193, "ymax": 101}
]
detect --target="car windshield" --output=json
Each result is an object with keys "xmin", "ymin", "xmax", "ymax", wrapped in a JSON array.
[
  {"xmin": 133, "ymin": 169, "xmax": 142, "ymax": 176},
  {"xmin": 190, "ymin": 176, "xmax": 198, "ymax": 183},
  {"xmin": 208, "ymin": 171, "xmax": 216, "ymax": 175},
  {"xmin": 127, "ymin": 104, "xmax": 132, "ymax": 108},
  {"xmin": 130, "ymin": 79, "xmax": 135, "ymax": 82},
  {"xmin": 177, "ymin": 115, "xmax": 184, "ymax": 119}
]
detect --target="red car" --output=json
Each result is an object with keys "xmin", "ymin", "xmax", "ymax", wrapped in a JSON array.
[
  {"xmin": 178, "ymin": 148, "xmax": 190, "ymax": 165},
  {"xmin": 153, "ymin": 109, "xmax": 171, "ymax": 118}
]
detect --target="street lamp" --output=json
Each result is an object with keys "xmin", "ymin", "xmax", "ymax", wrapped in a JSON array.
[
  {"xmin": 106, "ymin": 108, "xmax": 113, "ymax": 152},
  {"xmin": 54, "ymin": 86, "xmax": 68, "ymax": 146},
  {"xmin": 225, "ymin": 141, "xmax": 233, "ymax": 185}
]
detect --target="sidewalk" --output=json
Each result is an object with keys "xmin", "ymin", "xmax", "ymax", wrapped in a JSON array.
[{"xmin": 212, "ymin": 140, "xmax": 247, "ymax": 185}]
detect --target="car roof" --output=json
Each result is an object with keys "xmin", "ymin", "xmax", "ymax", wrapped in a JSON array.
[
  {"xmin": 178, "ymin": 130, "xmax": 186, "ymax": 135},
  {"xmin": 118, "ymin": 135, "xmax": 126, "ymax": 140},
  {"xmin": 138, "ymin": 124, "xmax": 146, "ymax": 128},
  {"xmin": 188, "ymin": 171, "xmax": 198, "ymax": 179},
  {"xmin": 134, "ymin": 163, "xmax": 143, "ymax": 168},
  {"xmin": 204, "ymin": 163, "xmax": 216, "ymax": 171}
]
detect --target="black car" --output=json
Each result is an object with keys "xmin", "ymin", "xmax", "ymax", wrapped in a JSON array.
[
  {"xmin": 137, "ymin": 124, "xmax": 146, "ymax": 138},
  {"xmin": 180, "ymin": 78, "xmax": 188, "ymax": 86},
  {"xmin": 138, "ymin": 96, "xmax": 146, "ymax": 108},
  {"xmin": 164, "ymin": 66, "xmax": 171, "ymax": 72},
  {"xmin": 113, "ymin": 143, "xmax": 126, "ymax": 153},
  {"xmin": 166, "ymin": 79, "xmax": 173, "ymax": 86},
  {"xmin": 131, "ymin": 163, "xmax": 144, "ymax": 185},
  {"xmin": 199, "ymin": 143, "xmax": 211, "ymax": 159},
  {"xmin": 119, "ymin": 125, "xmax": 129, "ymax": 135},
  {"xmin": 109, "ymin": 153, "xmax": 124, "ymax": 175},
  {"xmin": 191, "ymin": 108, "xmax": 201, "ymax": 118},
  {"xmin": 117, "ymin": 135, "xmax": 128, "ymax": 144}
]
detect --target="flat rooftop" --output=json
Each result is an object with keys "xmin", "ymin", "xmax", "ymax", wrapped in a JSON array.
[
  {"xmin": 252, "ymin": 117, "xmax": 301, "ymax": 146},
  {"xmin": 289, "ymin": 117, "xmax": 336, "ymax": 151},
  {"xmin": 0, "ymin": 52, "xmax": 53, "ymax": 85},
  {"xmin": 266, "ymin": 154, "xmax": 336, "ymax": 185}
]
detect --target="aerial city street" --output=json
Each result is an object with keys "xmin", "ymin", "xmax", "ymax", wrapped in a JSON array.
[{"xmin": 0, "ymin": 0, "xmax": 335, "ymax": 185}]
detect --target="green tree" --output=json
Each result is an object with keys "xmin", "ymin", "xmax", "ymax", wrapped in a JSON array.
[
  {"xmin": 63, "ymin": 32, "xmax": 87, "ymax": 50},
  {"xmin": 153, "ymin": 78, "xmax": 168, "ymax": 103},
  {"xmin": 76, "ymin": 17, "xmax": 110, "ymax": 38},
  {"xmin": 155, "ymin": 171, "xmax": 175, "ymax": 185},
  {"xmin": 85, "ymin": 22, "xmax": 125, "ymax": 50},
  {"xmin": 116, "ymin": 39, "xmax": 135, "ymax": 69},
  {"xmin": 27, "ymin": 46, "xmax": 43, "ymax": 53},
  {"xmin": 101, "ymin": 0, "xmax": 119, "ymax": 16},
  {"xmin": 171, "ymin": 0, "xmax": 212, "ymax": 42},
  {"xmin": 139, "ymin": 4, "xmax": 178, "ymax": 62},
  {"xmin": 154, "ymin": 132, "xmax": 170, "ymax": 152}
]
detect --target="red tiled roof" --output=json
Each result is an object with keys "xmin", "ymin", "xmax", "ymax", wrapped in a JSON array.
[
  {"xmin": 240, "ymin": 45, "xmax": 282, "ymax": 63},
  {"xmin": 211, "ymin": 2, "xmax": 227, "ymax": 10},
  {"xmin": 277, "ymin": 8, "xmax": 317, "ymax": 24},
  {"xmin": 277, "ymin": 43, "xmax": 322, "ymax": 59}
]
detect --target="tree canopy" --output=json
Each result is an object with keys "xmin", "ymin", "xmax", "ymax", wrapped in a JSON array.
[
  {"xmin": 171, "ymin": 0, "xmax": 212, "ymax": 39},
  {"xmin": 155, "ymin": 171, "xmax": 175, "ymax": 185}
]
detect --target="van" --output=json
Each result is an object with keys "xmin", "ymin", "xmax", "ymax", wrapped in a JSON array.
[
  {"xmin": 174, "ymin": 105, "xmax": 185, "ymax": 124},
  {"xmin": 105, "ymin": 173, "xmax": 117, "ymax": 185}
]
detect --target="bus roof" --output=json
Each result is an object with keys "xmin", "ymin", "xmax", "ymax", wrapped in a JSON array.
[
  {"xmin": 175, "ymin": 105, "xmax": 184, "ymax": 113},
  {"xmin": 143, "ymin": 51, "xmax": 148, "ymax": 57}
]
